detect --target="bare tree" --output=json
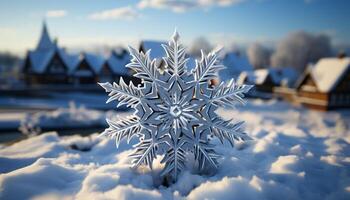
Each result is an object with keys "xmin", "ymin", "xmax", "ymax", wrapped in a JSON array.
[
  {"xmin": 271, "ymin": 31, "xmax": 331, "ymax": 72},
  {"xmin": 247, "ymin": 43, "xmax": 271, "ymax": 69}
]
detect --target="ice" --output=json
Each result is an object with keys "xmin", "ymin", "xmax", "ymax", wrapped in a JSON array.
[{"xmin": 1, "ymin": 99, "xmax": 350, "ymax": 199}]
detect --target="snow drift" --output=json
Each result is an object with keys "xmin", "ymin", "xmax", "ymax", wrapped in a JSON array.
[{"xmin": 0, "ymin": 100, "xmax": 350, "ymax": 200}]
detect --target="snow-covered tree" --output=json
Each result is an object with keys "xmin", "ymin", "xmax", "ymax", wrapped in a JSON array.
[
  {"xmin": 247, "ymin": 43, "xmax": 271, "ymax": 69},
  {"xmin": 271, "ymin": 31, "xmax": 331, "ymax": 72}
]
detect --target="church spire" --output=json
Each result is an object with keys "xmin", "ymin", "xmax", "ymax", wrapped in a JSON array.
[{"xmin": 36, "ymin": 20, "xmax": 56, "ymax": 50}]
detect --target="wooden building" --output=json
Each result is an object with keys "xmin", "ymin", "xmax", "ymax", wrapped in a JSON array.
[{"xmin": 295, "ymin": 57, "xmax": 350, "ymax": 110}]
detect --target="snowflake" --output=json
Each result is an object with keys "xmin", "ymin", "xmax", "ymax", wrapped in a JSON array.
[{"xmin": 99, "ymin": 31, "xmax": 253, "ymax": 181}]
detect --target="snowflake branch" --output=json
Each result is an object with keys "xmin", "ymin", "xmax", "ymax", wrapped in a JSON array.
[
  {"xmin": 127, "ymin": 46, "xmax": 159, "ymax": 83},
  {"xmin": 130, "ymin": 138, "xmax": 157, "ymax": 169},
  {"xmin": 210, "ymin": 79, "xmax": 253, "ymax": 107},
  {"xmin": 211, "ymin": 119, "xmax": 251, "ymax": 147},
  {"xmin": 161, "ymin": 137, "xmax": 186, "ymax": 180},
  {"xmin": 99, "ymin": 77, "xmax": 141, "ymax": 108},
  {"xmin": 193, "ymin": 48, "xmax": 225, "ymax": 84},
  {"xmin": 100, "ymin": 116, "xmax": 141, "ymax": 147},
  {"xmin": 194, "ymin": 140, "xmax": 220, "ymax": 170},
  {"xmin": 162, "ymin": 30, "xmax": 188, "ymax": 76}
]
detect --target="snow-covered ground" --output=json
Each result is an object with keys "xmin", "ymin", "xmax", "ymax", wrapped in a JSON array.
[{"xmin": 0, "ymin": 99, "xmax": 350, "ymax": 200}]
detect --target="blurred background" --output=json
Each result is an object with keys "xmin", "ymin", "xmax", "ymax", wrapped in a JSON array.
[{"xmin": 0, "ymin": 0, "xmax": 349, "ymax": 143}]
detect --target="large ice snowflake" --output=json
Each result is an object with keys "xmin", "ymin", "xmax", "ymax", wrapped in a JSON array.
[{"xmin": 99, "ymin": 31, "xmax": 253, "ymax": 181}]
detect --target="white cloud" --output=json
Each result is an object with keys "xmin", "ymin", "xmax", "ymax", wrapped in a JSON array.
[
  {"xmin": 88, "ymin": 6, "xmax": 139, "ymax": 20},
  {"xmin": 46, "ymin": 10, "xmax": 67, "ymax": 18},
  {"xmin": 137, "ymin": 0, "xmax": 245, "ymax": 12}
]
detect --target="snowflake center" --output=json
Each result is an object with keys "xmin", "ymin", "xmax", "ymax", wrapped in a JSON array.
[{"xmin": 170, "ymin": 105, "xmax": 182, "ymax": 117}]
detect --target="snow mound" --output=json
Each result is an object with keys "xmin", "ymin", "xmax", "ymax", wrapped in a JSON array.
[{"xmin": 1, "ymin": 100, "xmax": 350, "ymax": 199}]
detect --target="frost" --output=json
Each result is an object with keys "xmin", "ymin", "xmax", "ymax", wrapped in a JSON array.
[{"xmin": 99, "ymin": 30, "xmax": 253, "ymax": 181}]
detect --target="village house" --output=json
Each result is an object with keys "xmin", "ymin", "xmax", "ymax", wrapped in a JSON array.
[
  {"xmin": 23, "ymin": 22, "xmax": 136, "ymax": 86},
  {"xmin": 238, "ymin": 67, "xmax": 298, "ymax": 97},
  {"xmin": 105, "ymin": 49, "xmax": 140, "ymax": 84},
  {"xmin": 295, "ymin": 57, "xmax": 350, "ymax": 110},
  {"xmin": 72, "ymin": 53, "xmax": 105, "ymax": 84},
  {"xmin": 23, "ymin": 22, "xmax": 79, "ymax": 85}
]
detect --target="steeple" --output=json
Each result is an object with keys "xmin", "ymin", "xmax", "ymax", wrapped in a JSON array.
[{"xmin": 36, "ymin": 20, "xmax": 56, "ymax": 50}]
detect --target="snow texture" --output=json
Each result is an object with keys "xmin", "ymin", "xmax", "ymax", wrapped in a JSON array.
[
  {"xmin": 310, "ymin": 57, "xmax": 350, "ymax": 92},
  {"xmin": 1, "ymin": 99, "xmax": 350, "ymax": 199},
  {"xmin": 99, "ymin": 30, "xmax": 252, "ymax": 181},
  {"xmin": 106, "ymin": 52, "xmax": 130, "ymax": 76},
  {"xmin": 219, "ymin": 52, "xmax": 253, "ymax": 81}
]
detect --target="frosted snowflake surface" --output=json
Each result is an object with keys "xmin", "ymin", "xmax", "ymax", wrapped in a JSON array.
[{"xmin": 99, "ymin": 31, "xmax": 253, "ymax": 181}]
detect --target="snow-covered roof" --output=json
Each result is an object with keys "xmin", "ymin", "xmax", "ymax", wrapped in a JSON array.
[
  {"xmin": 219, "ymin": 52, "xmax": 253, "ymax": 81},
  {"xmin": 57, "ymin": 48, "xmax": 79, "ymax": 73},
  {"xmin": 310, "ymin": 57, "xmax": 350, "ymax": 92},
  {"xmin": 238, "ymin": 67, "xmax": 298, "ymax": 87},
  {"xmin": 28, "ymin": 49, "xmax": 55, "ymax": 73},
  {"xmin": 36, "ymin": 22, "xmax": 56, "ymax": 50},
  {"xmin": 82, "ymin": 53, "xmax": 106, "ymax": 74},
  {"xmin": 140, "ymin": 40, "xmax": 166, "ymax": 60},
  {"xmin": 238, "ymin": 69, "xmax": 270, "ymax": 85},
  {"xmin": 106, "ymin": 52, "xmax": 130, "ymax": 76}
]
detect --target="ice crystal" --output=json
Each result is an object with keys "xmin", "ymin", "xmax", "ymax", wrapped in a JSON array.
[{"xmin": 99, "ymin": 30, "xmax": 253, "ymax": 181}]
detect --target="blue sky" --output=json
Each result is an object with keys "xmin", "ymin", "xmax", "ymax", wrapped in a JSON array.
[{"xmin": 0, "ymin": 0, "xmax": 349, "ymax": 54}]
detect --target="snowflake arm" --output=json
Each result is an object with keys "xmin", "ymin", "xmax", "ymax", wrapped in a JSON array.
[
  {"xmin": 193, "ymin": 49, "xmax": 225, "ymax": 84},
  {"xmin": 99, "ymin": 77, "xmax": 141, "ymax": 108},
  {"xmin": 162, "ymin": 31, "xmax": 188, "ymax": 76},
  {"xmin": 211, "ymin": 119, "xmax": 251, "ymax": 147},
  {"xmin": 101, "ymin": 116, "xmax": 141, "ymax": 147},
  {"xmin": 210, "ymin": 79, "xmax": 253, "ymax": 107},
  {"xmin": 161, "ymin": 137, "xmax": 186, "ymax": 180},
  {"xmin": 130, "ymin": 138, "xmax": 157, "ymax": 169},
  {"xmin": 194, "ymin": 140, "xmax": 221, "ymax": 170},
  {"xmin": 127, "ymin": 46, "xmax": 159, "ymax": 83}
]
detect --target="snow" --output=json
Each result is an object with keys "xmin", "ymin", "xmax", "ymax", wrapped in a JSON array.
[
  {"xmin": 106, "ymin": 53, "xmax": 130, "ymax": 76},
  {"xmin": 311, "ymin": 57, "xmax": 350, "ymax": 92},
  {"xmin": 28, "ymin": 50, "xmax": 56, "ymax": 73},
  {"xmin": 18, "ymin": 102, "xmax": 108, "ymax": 133},
  {"xmin": 57, "ymin": 48, "xmax": 80, "ymax": 73},
  {"xmin": 83, "ymin": 53, "xmax": 106, "ymax": 74},
  {"xmin": 219, "ymin": 52, "xmax": 253, "ymax": 81},
  {"xmin": 238, "ymin": 68, "xmax": 299, "ymax": 87},
  {"xmin": 1, "ymin": 100, "xmax": 350, "ymax": 199},
  {"xmin": 239, "ymin": 69, "xmax": 270, "ymax": 85}
]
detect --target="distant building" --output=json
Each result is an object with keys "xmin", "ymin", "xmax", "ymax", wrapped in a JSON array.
[
  {"xmin": 238, "ymin": 67, "xmax": 298, "ymax": 94},
  {"xmin": 23, "ymin": 22, "xmax": 79, "ymax": 84},
  {"xmin": 295, "ymin": 57, "xmax": 350, "ymax": 110},
  {"xmin": 105, "ymin": 49, "xmax": 140, "ymax": 84},
  {"xmin": 72, "ymin": 53, "xmax": 104, "ymax": 84},
  {"xmin": 23, "ymin": 22, "xmax": 136, "ymax": 86}
]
